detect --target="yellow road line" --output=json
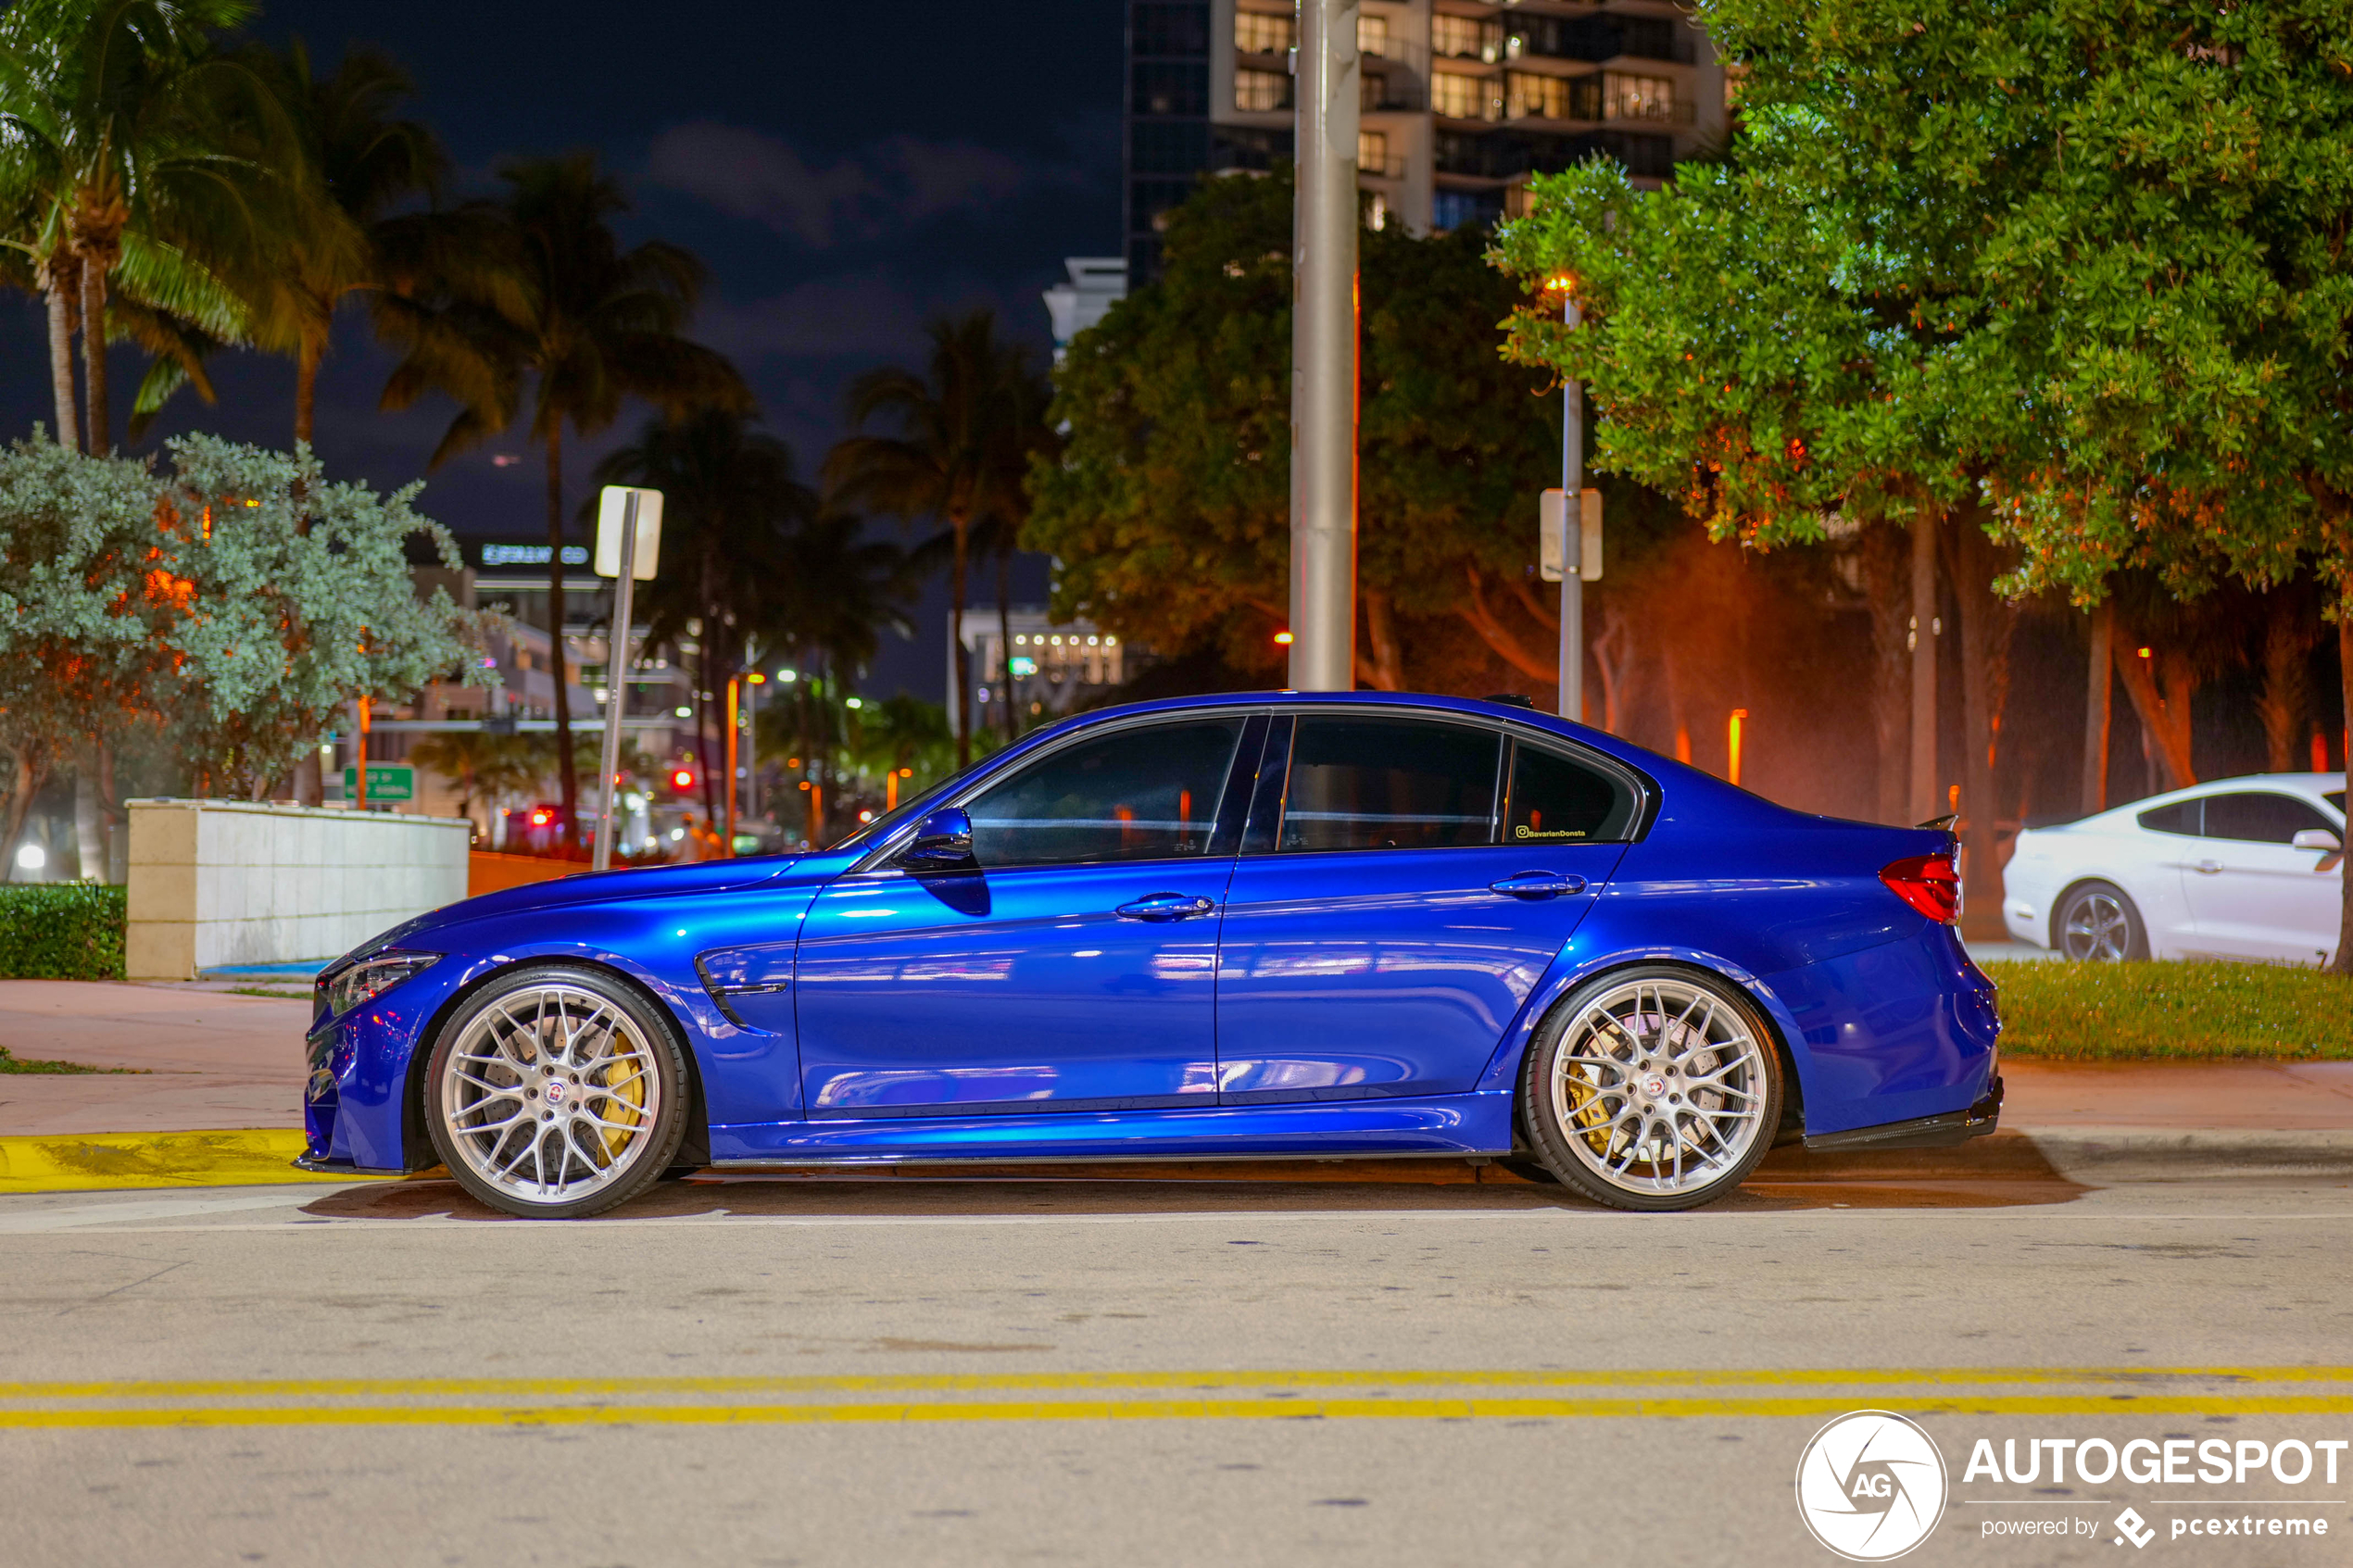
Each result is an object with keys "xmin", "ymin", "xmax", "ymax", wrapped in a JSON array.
[
  {"xmin": 5, "ymin": 1365, "xmax": 2347, "ymax": 1403},
  {"xmin": 7, "ymin": 1393, "xmax": 2353, "ymax": 1432},
  {"xmin": 0, "ymin": 1130, "xmax": 386, "ymax": 1195}
]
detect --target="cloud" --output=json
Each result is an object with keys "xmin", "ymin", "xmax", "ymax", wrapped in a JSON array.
[
  {"xmin": 693, "ymin": 275, "xmax": 933, "ymax": 361},
  {"xmin": 647, "ymin": 123, "xmax": 1038, "ymax": 247}
]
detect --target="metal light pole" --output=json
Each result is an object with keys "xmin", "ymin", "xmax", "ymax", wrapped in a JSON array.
[
  {"xmin": 1290, "ymin": 0, "xmax": 1360, "ymax": 692},
  {"xmin": 1559, "ymin": 295, "xmax": 1584, "ymax": 720},
  {"xmin": 591, "ymin": 486, "xmax": 662, "ymax": 873}
]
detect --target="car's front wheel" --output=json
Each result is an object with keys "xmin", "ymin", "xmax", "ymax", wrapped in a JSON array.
[
  {"xmin": 1519, "ymin": 965, "xmax": 1784, "ymax": 1212},
  {"xmin": 2055, "ymin": 880, "xmax": 2145, "ymax": 961},
  {"xmin": 424, "ymin": 964, "xmax": 689, "ymax": 1219}
]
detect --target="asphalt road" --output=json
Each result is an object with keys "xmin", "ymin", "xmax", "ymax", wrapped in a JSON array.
[{"xmin": 4, "ymin": 1168, "xmax": 2350, "ymax": 1568}]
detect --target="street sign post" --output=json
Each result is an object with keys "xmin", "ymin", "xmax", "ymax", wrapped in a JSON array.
[
  {"xmin": 592, "ymin": 486, "xmax": 663, "ymax": 873},
  {"xmin": 341, "ymin": 763, "xmax": 414, "ymax": 804}
]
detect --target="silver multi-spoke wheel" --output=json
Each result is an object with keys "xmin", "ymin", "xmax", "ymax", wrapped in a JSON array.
[
  {"xmin": 430, "ymin": 972, "xmax": 680, "ymax": 1216},
  {"xmin": 2057, "ymin": 884, "xmax": 2137, "ymax": 961},
  {"xmin": 1524, "ymin": 968, "xmax": 1782, "ymax": 1210}
]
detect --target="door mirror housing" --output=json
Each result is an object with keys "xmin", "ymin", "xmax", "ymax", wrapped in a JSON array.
[
  {"xmin": 898, "ymin": 808, "xmax": 975, "ymax": 870},
  {"xmin": 2292, "ymin": 827, "xmax": 2343, "ymax": 853}
]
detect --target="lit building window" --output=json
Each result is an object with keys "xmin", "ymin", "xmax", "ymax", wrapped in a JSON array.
[
  {"xmin": 1234, "ymin": 9, "xmax": 1292, "ymax": 56},
  {"xmin": 1357, "ymin": 13, "xmax": 1388, "ymax": 58},
  {"xmin": 1431, "ymin": 71, "xmax": 1494, "ymax": 120},
  {"xmin": 1359, "ymin": 129, "xmax": 1389, "ymax": 173},
  {"xmin": 1236, "ymin": 68, "xmax": 1290, "ymax": 112},
  {"xmin": 1604, "ymin": 72, "xmax": 1677, "ymax": 121},
  {"xmin": 1432, "ymin": 14, "xmax": 1496, "ymax": 61},
  {"xmin": 1506, "ymin": 71, "xmax": 1583, "ymax": 121}
]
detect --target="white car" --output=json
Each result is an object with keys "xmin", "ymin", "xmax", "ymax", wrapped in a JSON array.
[{"xmin": 2002, "ymin": 772, "xmax": 2347, "ymax": 965}]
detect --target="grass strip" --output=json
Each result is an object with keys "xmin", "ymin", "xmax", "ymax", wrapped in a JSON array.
[
  {"xmin": 0, "ymin": 1046, "xmax": 144, "ymax": 1076},
  {"xmin": 1983, "ymin": 959, "xmax": 2350, "ymax": 1060}
]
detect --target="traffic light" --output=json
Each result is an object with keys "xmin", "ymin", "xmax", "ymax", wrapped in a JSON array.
[{"xmin": 669, "ymin": 767, "xmax": 696, "ymax": 793}]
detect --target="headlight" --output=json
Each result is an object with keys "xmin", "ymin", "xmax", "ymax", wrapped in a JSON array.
[{"xmin": 320, "ymin": 950, "xmax": 441, "ymax": 1019}]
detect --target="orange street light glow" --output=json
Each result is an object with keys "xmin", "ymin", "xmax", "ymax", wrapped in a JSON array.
[{"xmin": 1274, "ymin": 631, "xmax": 1294, "ymax": 646}]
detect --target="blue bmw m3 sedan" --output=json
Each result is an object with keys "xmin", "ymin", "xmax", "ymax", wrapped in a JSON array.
[{"xmin": 300, "ymin": 692, "xmax": 2003, "ymax": 1218}]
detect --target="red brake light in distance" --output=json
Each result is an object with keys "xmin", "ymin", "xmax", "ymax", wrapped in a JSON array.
[
  {"xmin": 1880, "ymin": 854, "xmax": 1959, "ymax": 923},
  {"xmin": 671, "ymin": 769, "xmax": 695, "ymax": 791}
]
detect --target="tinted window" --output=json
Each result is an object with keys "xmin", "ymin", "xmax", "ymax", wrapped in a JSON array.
[
  {"xmin": 964, "ymin": 720, "xmax": 1245, "ymax": 868},
  {"xmin": 2136, "ymin": 800, "xmax": 2201, "ymax": 836},
  {"xmin": 1280, "ymin": 718, "xmax": 1500, "ymax": 852},
  {"xmin": 2329, "ymin": 791, "xmax": 2346, "ymax": 816},
  {"xmin": 1504, "ymin": 740, "xmax": 1638, "ymax": 844},
  {"xmin": 2202, "ymin": 792, "xmax": 2335, "ymax": 846}
]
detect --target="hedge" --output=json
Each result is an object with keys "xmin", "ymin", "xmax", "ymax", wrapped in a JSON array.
[{"xmin": 0, "ymin": 884, "xmax": 128, "ymax": 981}]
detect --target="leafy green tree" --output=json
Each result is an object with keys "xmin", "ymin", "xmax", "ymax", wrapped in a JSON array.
[
  {"xmin": 407, "ymin": 729, "xmax": 536, "ymax": 830},
  {"xmin": 374, "ymin": 152, "xmax": 749, "ymax": 838},
  {"xmin": 0, "ymin": 435, "xmax": 178, "ymax": 874},
  {"xmin": 154, "ymin": 435, "xmax": 490, "ymax": 796},
  {"xmin": 824, "ymin": 308, "xmax": 1039, "ymax": 765},
  {"xmin": 1028, "ymin": 168, "xmax": 1562, "ymax": 693},
  {"xmin": 0, "ymin": 0, "xmax": 275, "ymax": 452}
]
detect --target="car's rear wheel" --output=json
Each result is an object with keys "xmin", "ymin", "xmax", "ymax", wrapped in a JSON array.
[
  {"xmin": 424, "ymin": 965, "xmax": 688, "ymax": 1219},
  {"xmin": 1519, "ymin": 965, "xmax": 1784, "ymax": 1212},
  {"xmin": 2055, "ymin": 881, "xmax": 2145, "ymax": 961}
]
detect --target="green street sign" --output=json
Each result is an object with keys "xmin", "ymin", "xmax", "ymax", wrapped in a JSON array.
[{"xmin": 343, "ymin": 762, "xmax": 416, "ymax": 802}]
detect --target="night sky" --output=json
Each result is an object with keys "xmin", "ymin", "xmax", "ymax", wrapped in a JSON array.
[{"xmin": 2, "ymin": 0, "xmax": 1126, "ymax": 701}]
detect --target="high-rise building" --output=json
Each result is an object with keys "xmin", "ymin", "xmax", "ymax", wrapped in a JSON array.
[{"xmin": 1124, "ymin": 0, "xmax": 1728, "ymax": 278}]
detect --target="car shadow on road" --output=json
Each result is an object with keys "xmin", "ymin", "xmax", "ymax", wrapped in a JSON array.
[{"xmin": 300, "ymin": 1133, "xmax": 2087, "ymax": 1222}]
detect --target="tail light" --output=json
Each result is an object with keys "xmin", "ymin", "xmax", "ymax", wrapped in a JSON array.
[{"xmin": 1881, "ymin": 854, "xmax": 1959, "ymax": 922}]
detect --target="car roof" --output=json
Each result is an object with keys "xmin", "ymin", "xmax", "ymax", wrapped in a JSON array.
[
  {"xmin": 2035, "ymin": 771, "xmax": 2348, "ymax": 834},
  {"xmin": 1038, "ymin": 689, "xmax": 1659, "ymax": 771}
]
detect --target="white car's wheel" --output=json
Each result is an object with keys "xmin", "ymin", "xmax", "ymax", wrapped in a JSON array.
[
  {"xmin": 1519, "ymin": 965, "xmax": 1784, "ymax": 1212},
  {"xmin": 2054, "ymin": 880, "xmax": 2145, "ymax": 961},
  {"xmin": 424, "ymin": 966, "xmax": 688, "ymax": 1219}
]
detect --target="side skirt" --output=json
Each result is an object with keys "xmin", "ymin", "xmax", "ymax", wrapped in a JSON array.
[{"xmin": 710, "ymin": 1092, "xmax": 1515, "ymax": 1167}]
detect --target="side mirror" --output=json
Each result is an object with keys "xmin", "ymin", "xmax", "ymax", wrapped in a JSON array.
[
  {"xmin": 898, "ymin": 807, "xmax": 975, "ymax": 870},
  {"xmin": 2292, "ymin": 827, "xmax": 2343, "ymax": 853}
]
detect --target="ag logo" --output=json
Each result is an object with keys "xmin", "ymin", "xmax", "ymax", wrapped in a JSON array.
[{"xmin": 1794, "ymin": 1411, "xmax": 1948, "ymax": 1561}]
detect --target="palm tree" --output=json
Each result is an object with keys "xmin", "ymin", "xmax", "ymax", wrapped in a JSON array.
[
  {"xmin": 824, "ymin": 308, "xmax": 1039, "ymax": 765},
  {"xmin": 0, "ymin": 0, "xmax": 275, "ymax": 452},
  {"xmin": 590, "ymin": 408, "xmax": 820, "ymax": 823},
  {"xmin": 238, "ymin": 40, "xmax": 443, "ymax": 449},
  {"xmin": 374, "ymin": 153, "xmax": 749, "ymax": 839}
]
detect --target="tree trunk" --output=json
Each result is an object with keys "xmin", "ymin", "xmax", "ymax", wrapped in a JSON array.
[
  {"xmin": 44, "ymin": 257, "xmax": 81, "ymax": 453},
  {"xmin": 1859, "ymin": 526, "xmax": 1911, "ymax": 824},
  {"xmin": 1951, "ymin": 516, "xmax": 2008, "ymax": 939},
  {"xmin": 1455, "ymin": 568, "xmax": 1557, "ymax": 684},
  {"xmin": 2111, "ymin": 638, "xmax": 2195, "ymax": 791},
  {"xmin": 545, "ymin": 428, "xmax": 580, "ymax": 845},
  {"xmin": 1362, "ymin": 590, "xmax": 1404, "ymax": 691},
  {"xmin": 2082, "ymin": 602, "xmax": 2113, "ymax": 815},
  {"xmin": 1591, "ymin": 600, "xmax": 1630, "ymax": 735},
  {"xmin": 2333, "ymin": 607, "xmax": 2353, "ymax": 975},
  {"xmin": 80, "ymin": 253, "xmax": 109, "ymax": 455},
  {"xmin": 2256, "ymin": 609, "xmax": 2314, "ymax": 775},
  {"xmin": 296, "ymin": 332, "xmax": 321, "ymax": 450},
  {"xmin": 1908, "ymin": 509, "xmax": 1940, "ymax": 823},
  {"xmin": 950, "ymin": 517, "xmax": 972, "ymax": 767},
  {"xmin": 998, "ymin": 552, "xmax": 1017, "ymax": 743},
  {"xmin": 1, "ymin": 747, "xmax": 47, "ymax": 884}
]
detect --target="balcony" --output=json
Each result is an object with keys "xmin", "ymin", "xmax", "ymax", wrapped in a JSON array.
[{"xmin": 1504, "ymin": 14, "xmax": 1697, "ymax": 67}]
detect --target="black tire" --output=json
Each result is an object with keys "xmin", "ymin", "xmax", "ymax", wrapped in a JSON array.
[
  {"xmin": 1518, "ymin": 964, "xmax": 1786, "ymax": 1213},
  {"xmin": 422, "ymin": 963, "xmax": 690, "ymax": 1220},
  {"xmin": 2053, "ymin": 880, "xmax": 2146, "ymax": 961}
]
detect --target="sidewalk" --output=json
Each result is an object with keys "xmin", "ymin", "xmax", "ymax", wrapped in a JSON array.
[{"xmin": 4, "ymin": 979, "xmax": 2348, "ymax": 1180}]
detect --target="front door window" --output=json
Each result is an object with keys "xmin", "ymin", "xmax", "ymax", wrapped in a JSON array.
[{"xmin": 967, "ymin": 720, "xmax": 1247, "ymax": 867}]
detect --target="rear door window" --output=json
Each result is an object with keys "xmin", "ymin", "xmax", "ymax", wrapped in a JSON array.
[
  {"xmin": 1503, "ymin": 739, "xmax": 1639, "ymax": 844},
  {"xmin": 1279, "ymin": 717, "xmax": 1501, "ymax": 852},
  {"xmin": 2201, "ymin": 792, "xmax": 2337, "ymax": 846}
]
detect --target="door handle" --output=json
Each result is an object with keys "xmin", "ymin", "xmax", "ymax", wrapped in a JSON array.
[
  {"xmin": 1114, "ymin": 892, "xmax": 1216, "ymax": 922},
  {"xmin": 2193, "ymin": 859, "xmax": 2222, "ymax": 875},
  {"xmin": 1490, "ymin": 871, "xmax": 1589, "ymax": 899}
]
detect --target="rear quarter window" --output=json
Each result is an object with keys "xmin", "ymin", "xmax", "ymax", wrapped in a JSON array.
[{"xmin": 2135, "ymin": 800, "xmax": 2201, "ymax": 836}]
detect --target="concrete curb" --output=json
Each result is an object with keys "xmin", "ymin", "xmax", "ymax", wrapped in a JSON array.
[{"xmin": 2021, "ymin": 1126, "xmax": 2353, "ymax": 1182}]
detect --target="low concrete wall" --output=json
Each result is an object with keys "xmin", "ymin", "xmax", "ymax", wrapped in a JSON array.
[{"xmin": 125, "ymin": 800, "xmax": 472, "ymax": 980}]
